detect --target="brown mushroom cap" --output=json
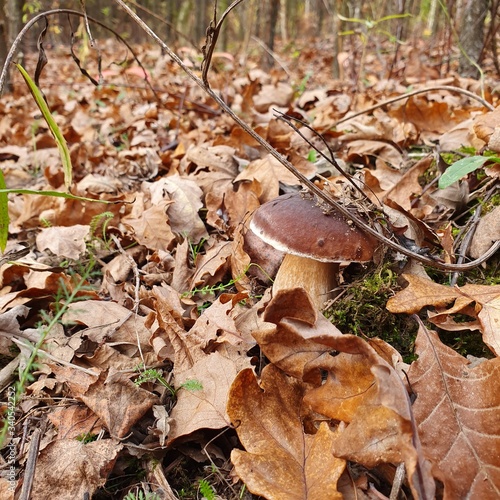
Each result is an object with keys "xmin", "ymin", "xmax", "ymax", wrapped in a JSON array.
[{"xmin": 250, "ymin": 193, "xmax": 379, "ymax": 262}]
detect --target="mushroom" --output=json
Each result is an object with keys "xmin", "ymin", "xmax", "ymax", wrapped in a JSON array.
[{"xmin": 249, "ymin": 192, "xmax": 379, "ymax": 309}]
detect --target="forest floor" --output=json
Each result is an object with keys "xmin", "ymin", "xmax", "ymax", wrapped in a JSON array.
[{"xmin": 0, "ymin": 32, "xmax": 499, "ymax": 500}]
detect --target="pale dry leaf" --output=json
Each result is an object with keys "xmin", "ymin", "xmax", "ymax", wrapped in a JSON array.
[
  {"xmin": 147, "ymin": 174, "xmax": 208, "ymax": 242},
  {"xmin": 189, "ymin": 240, "xmax": 233, "ymax": 291},
  {"xmin": 408, "ymin": 321, "xmax": 500, "ymax": 498},
  {"xmin": 228, "ymin": 365, "xmax": 345, "ymax": 500},
  {"xmin": 30, "ymin": 438, "xmax": 122, "ymax": 500},
  {"xmin": 36, "ymin": 224, "xmax": 90, "ymax": 260},
  {"xmin": 168, "ymin": 350, "xmax": 251, "ymax": 444},
  {"xmin": 189, "ymin": 291, "xmax": 254, "ymax": 346},
  {"xmin": 63, "ymin": 300, "xmax": 152, "ymax": 354},
  {"xmin": 235, "ymin": 154, "xmax": 308, "ymax": 202},
  {"xmin": 469, "ymin": 206, "xmax": 500, "ymax": 259},
  {"xmin": 48, "ymin": 405, "xmax": 105, "ymax": 440},
  {"xmin": 152, "ymin": 405, "xmax": 172, "ymax": 447},
  {"xmin": 253, "ymin": 82, "xmax": 294, "ymax": 113}
]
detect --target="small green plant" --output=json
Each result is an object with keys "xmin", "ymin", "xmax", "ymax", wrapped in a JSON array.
[
  {"xmin": 187, "ymin": 237, "xmax": 207, "ymax": 263},
  {"xmin": 307, "ymin": 149, "xmax": 318, "ymax": 162},
  {"xmin": 134, "ymin": 367, "xmax": 202, "ymax": 398},
  {"xmin": 75, "ymin": 432, "xmax": 98, "ymax": 444},
  {"xmin": 198, "ymin": 478, "xmax": 216, "ymax": 500},
  {"xmin": 0, "ymin": 263, "xmax": 96, "ymax": 447},
  {"xmin": 89, "ymin": 211, "xmax": 114, "ymax": 248},
  {"xmin": 294, "ymin": 71, "xmax": 313, "ymax": 96},
  {"xmin": 123, "ymin": 488, "xmax": 161, "ymax": 500},
  {"xmin": 439, "ymin": 151, "xmax": 500, "ymax": 189}
]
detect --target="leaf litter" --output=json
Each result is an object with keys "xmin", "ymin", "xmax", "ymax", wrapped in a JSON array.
[{"xmin": 0, "ymin": 27, "xmax": 499, "ymax": 500}]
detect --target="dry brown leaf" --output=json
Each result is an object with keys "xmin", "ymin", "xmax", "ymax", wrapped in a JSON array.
[
  {"xmin": 153, "ymin": 286, "xmax": 205, "ymax": 369},
  {"xmin": 123, "ymin": 201, "xmax": 176, "ymax": 251},
  {"xmin": 469, "ymin": 206, "xmax": 500, "ymax": 259},
  {"xmin": 35, "ymin": 225, "xmax": 90, "ymax": 260},
  {"xmin": 228, "ymin": 365, "xmax": 345, "ymax": 500},
  {"xmin": 189, "ymin": 291, "xmax": 255, "ymax": 346},
  {"xmin": 30, "ymin": 438, "xmax": 122, "ymax": 499},
  {"xmin": 345, "ymin": 139, "xmax": 403, "ymax": 168},
  {"xmin": 189, "ymin": 240, "xmax": 233, "ymax": 291},
  {"xmin": 254, "ymin": 288, "xmax": 435, "ymax": 499},
  {"xmin": 234, "ymin": 154, "xmax": 306, "ymax": 202},
  {"xmin": 408, "ymin": 320, "xmax": 500, "ymax": 498},
  {"xmin": 78, "ymin": 371, "xmax": 158, "ymax": 438},
  {"xmin": 473, "ymin": 106, "xmax": 500, "ymax": 152},
  {"xmin": 167, "ymin": 350, "xmax": 251, "ymax": 444},
  {"xmin": 48, "ymin": 405, "xmax": 105, "ymax": 439},
  {"xmin": 387, "ymin": 274, "xmax": 500, "ymax": 355},
  {"xmin": 253, "ymin": 82, "xmax": 294, "ymax": 113}
]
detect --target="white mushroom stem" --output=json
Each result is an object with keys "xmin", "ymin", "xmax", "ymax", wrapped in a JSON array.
[{"xmin": 272, "ymin": 254, "xmax": 340, "ymax": 310}]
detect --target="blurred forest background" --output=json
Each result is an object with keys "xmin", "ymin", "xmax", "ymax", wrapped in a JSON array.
[{"xmin": 0, "ymin": 0, "xmax": 498, "ymax": 88}]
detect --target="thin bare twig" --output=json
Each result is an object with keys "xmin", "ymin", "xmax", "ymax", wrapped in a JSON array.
[
  {"xmin": 19, "ymin": 425, "xmax": 42, "ymax": 500},
  {"xmin": 201, "ymin": 0, "xmax": 246, "ymax": 86},
  {"xmin": 334, "ymin": 84, "xmax": 494, "ymax": 127}
]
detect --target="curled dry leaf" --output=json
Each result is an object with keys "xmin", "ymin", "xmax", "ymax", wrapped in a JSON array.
[
  {"xmin": 147, "ymin": 174, "xmax": 208, "ymax": 242},
  {"xmin": 408, "ymin": 320, "xmax": 500, "ymax": 498},
  {"xmin": 228, "ymin": 365, "xmax": 345, "ymax": 500},
  {"xmin": 387, "ymin": 274, "xmax": 500, "ymax": 355}
]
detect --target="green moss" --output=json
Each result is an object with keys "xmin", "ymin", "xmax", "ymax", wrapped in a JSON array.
[
  {"xmin": 324, "ymin": 264, "xmax": 418, "ymax": 362},
  {"xmin": 438, "ymin": 329, "xmax": 494, "ymax": 359}
]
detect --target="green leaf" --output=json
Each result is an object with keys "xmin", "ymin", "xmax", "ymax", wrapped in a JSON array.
[
  {"xmin": 15, "ymin": 63, "xmax": 73, "ymax": 190},
  {"xmin": 307, "ymin": 149, "xmax": 318, "ymax": 162},
  {"xmin": 438, "ymin": 156, "xmax": 490, "ymax": 189},
  {"xmin": 0, "ymin": 169, "xmax": 8, "ymax": 252}
]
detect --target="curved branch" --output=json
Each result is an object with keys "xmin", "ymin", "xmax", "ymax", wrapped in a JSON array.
[{"xmin": 334, "ymin": 85, "xmax": 494, "ymax": 127}]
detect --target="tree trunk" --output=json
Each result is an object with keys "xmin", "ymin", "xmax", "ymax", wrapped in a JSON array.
[
  {"xmin": 263, "ymin": 0, "xmax": 280, "ymax": 69},
  {"xmin": 458, "ymin": 0, "xmax": 488, "ymax": 78},
  {"xmin": 1, "ymin": 0, "xmax": 23, "ymax": 93}
]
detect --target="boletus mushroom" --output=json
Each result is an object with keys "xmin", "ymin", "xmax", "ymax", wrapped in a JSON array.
[{"xmin": 249, "ymin": 192, "xmax": 380, "ymax": 309}]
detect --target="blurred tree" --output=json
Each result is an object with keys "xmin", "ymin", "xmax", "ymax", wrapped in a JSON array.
[
  {"xmin": 458, "ymin": 0, "xmax": 488, "ymax": 78},
  {"xmin": 0, "ymin": 0, "xmax": 23, "ymax": 92}
]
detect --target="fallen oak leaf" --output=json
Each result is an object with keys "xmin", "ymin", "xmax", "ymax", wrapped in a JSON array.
[
  {"xmin": 408, "ymin": 319, "xmax": 500, "ymax": 498},
  {"xmin": 228, "ymin": 365, "xmax": 345, "ymax": 500}
]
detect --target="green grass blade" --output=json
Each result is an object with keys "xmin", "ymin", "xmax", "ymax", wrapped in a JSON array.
[
  {"xmin": 15, "ymin": 63, "xmax": 73, "ymax": 190},
  {"xmin": 0, "ymin": 188, "xmax": 117, "ymax": 204},
  {"xmin": 0, "ymin": 169, "xmax": 9, "ymax": 252}
]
